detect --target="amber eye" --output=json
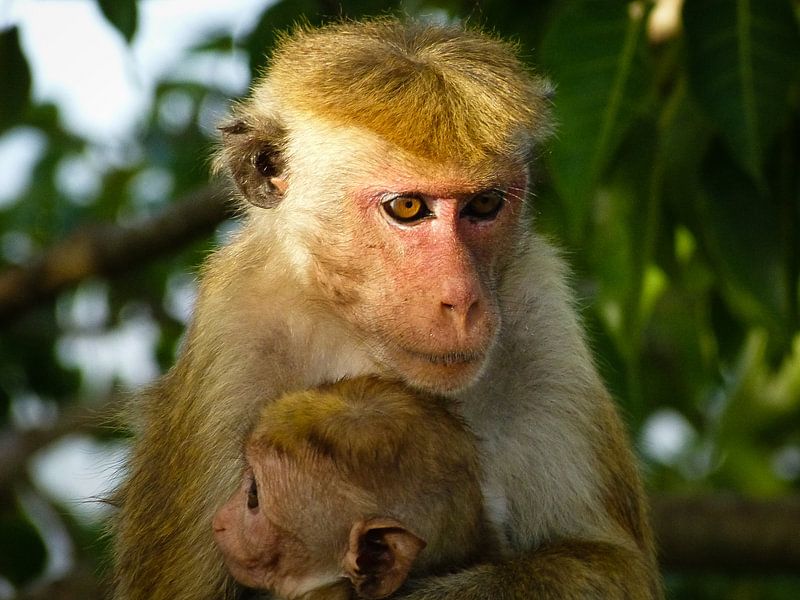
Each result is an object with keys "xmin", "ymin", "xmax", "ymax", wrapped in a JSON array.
[
  {"xmin": 246, "ymin": 477, "xmax": 259, "ymax": 510},
  {"xmin": 383, "ymin": 195, "xmax": 430, "ymax": 223},
  {"xmin": 462, "ymin": 190, "xmax": 504, "ymax": 220}
]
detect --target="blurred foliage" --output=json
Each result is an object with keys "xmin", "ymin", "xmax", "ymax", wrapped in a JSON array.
[
  {"xmin": 97, "ymin": 0, "xmax": 138, "ymax": 43},
  {"xmin": 0, "ymin": 0, "xmax": 798, "ymax": 598},
  {"xmin": 0, "ymin": 27, "xmax": 31, "ymax": 131}
]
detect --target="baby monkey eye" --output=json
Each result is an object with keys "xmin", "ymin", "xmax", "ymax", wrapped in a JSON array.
[
  {"xmin": 382, "ymin": 194, "xmax": 431, "ymax": 223},
  {"xmin": 246, "ymin": 476, "xmax": 259, "ymax": 510},
  {"xmin": 462, "ymin": 189, "xmax": 505, "ymax": 220}
]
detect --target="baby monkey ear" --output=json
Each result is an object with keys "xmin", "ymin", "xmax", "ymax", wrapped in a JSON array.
[
  {"xmin": 342, "ymin": 517, "xmax": 427, "ymax": 599},
  {"xmin": 216, "ymin": 118, "xmax": 288, "ymax": 209}
]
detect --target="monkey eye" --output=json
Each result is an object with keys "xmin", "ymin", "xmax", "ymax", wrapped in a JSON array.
[
  {"xmin": 461, "ymin": 189, "xmax": 505, "ymax": 220},
  {"xmin": 382, "ymin": 194, "xmax": 431, "ymax": 223},
  {"xmin": 246, "ymin": 476, "xmax": 259, "ymax": 510}
]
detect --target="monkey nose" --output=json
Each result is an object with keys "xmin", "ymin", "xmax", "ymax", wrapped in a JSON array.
[
  {"xmin": 437, "ymin": 274, "xmax": 484, "ymax": 331},
  {"xmin": 440, "ymin": 298, "xmax": 482, "ymax": 329}
]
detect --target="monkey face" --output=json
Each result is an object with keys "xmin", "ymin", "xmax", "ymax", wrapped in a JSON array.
[
  {"xmin": 212, "ymin": 463, "xmax": 343, "ymax": 597},
  {"xmin": 212, "ymin": 469, "xmax": 291, "ymax": 590},
  {"xmin": 295, "ymin": 149, "xmax": 530, "ymax": 393},
  {"xmin": 217, "ymin": 114, "xmax": 532, "ymax": 393}
]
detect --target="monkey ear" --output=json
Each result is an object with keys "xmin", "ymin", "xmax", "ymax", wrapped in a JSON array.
[
  {"xmin": 217, "ymin": 119, "xmax": 288, "ymax": 209},
  {"xmin": 342, "ymin": 517, "xmax": 426, "ymax": 599}
]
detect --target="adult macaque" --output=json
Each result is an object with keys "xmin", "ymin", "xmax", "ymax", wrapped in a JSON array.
[
  {"xmin": 113, "ymin": 18, "xmax": 662, "ymax": 600},
  {"xmin": 213, "ymin": 377, "xmax": 495, "ymax": 600}
]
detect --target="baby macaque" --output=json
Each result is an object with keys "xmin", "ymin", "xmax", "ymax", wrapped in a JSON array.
[{"xmin": 212, "ymin": 378, "xmax": 495, "ymax": 600}]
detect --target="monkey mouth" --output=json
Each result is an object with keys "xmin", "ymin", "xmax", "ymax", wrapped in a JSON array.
[
  {"xmin": 389, "ymin": 345, "xmax": 491, "ymax": 392},
  {"xmin": 405, "ymin": 349, "xmax": 485, "ymax": 367}
]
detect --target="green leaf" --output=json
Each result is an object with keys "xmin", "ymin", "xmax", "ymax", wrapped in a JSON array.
[
  {"xmin": 0, "ymin": 27, "xmax": 32, "ymax": 131},
  {"xmin": 97, "ymin": 0, "xmax": 138, "ymax": 43},
  {"xmin": 697, "ymin": 147, "xmax": 785, "ymax": 332},
  {"xmin": 683, "ymin": 0, "xmax": 800, "ymax": 182},
  {"xmin": 657, "ymin": 79, "xmax": 714, "ymax": 218},
  {"xmin": 540, "ymin": 0, "xmax": 651, "ymax": 241}
]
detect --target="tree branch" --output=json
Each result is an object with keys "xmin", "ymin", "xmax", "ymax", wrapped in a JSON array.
[
  {"xmin": 652, "ymin": 493, "xmax": 800, "ymax": 572},
  {"xmin": 0, "ymin": 184, "xmax": 236, "ymax": 325}
]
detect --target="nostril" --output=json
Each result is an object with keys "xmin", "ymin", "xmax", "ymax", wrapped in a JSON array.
[
  {"xmin": 440, "ymin": 299, "xmax": 482, "ymax": 328},
  {"xmin": 439, "ymin": 279, "xmax": 482, "ymax": 324}
]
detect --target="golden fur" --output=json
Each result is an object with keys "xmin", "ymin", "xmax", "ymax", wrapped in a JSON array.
[{"xmin": 266, "ymin": 19, "xmax": 553, "ymax": 165}]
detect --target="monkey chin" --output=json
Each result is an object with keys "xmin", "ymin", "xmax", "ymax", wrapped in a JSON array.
[{"xmin": 393, "ymin": 348, "xmax": 491, "ymax": 395}]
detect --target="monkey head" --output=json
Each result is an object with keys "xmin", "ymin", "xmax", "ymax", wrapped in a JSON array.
[
  {"xmin": 212, "ymin": 378, "xmax": 490, "ymax": 598},
  {"xmin": 212, "ymin": 451, "xmax": 426, "ymax": 600},
  {"xmin": 214, "ymin": 21, "xmax": 552, "ymax": 393}
]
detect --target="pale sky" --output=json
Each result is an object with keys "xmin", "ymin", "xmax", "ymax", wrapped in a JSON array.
[
  {"xmin": 2, "ymin": 0, "xmax": 271, "ymax": 140},
  {"xmin": 0, "ymin": 0, "xmax": 271, "ymax": 204}
]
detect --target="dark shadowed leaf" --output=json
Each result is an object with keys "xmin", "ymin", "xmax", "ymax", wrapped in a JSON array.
[
  {"xmin": 244, "ymin": 0, "xmax": 404, "ymax": 73},
  {"xmin": 540, "ymin": 0, "xmax": 651, "ymax": 240},
  {"xmin": 0, "ymin": 27, "xmax": 32, "ymax": 131},
  {"xmin": 97, "ymin": 0, "xmax": 138, "ymax": 43},
  {"xmin": 339, "ymin": 0, "xmax": 403, "ymax": 17},
  {"xmin": 683, "ymin": 0, "xmax": 800, "ymax": 182},
  {"xmin": 0, "ymin": 513, "xmax": 47, "ymax": 585},
  {"xmin": 454, "ymin": 0, "xmax": 558, "ymax": 49},
  {"xmin": 244, "ymin": 0, "xmax": 324, "ymax": 73},
  {"xmin": 697, "ymin": 147, "xmax": 785, "ymax": 333}
]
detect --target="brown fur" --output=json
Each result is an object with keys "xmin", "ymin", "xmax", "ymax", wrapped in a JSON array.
[{"xmin": 112, "ymin": 18, "xmax": 661, "ymax": 600}]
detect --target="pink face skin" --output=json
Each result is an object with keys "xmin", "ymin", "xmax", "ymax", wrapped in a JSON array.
[
  {"xmin": 212, "ymin": 470, "xmax": 306, "ymax": 595},
  {"xmin": 339, "ymin": 172, "xmax": 530, "ymax": 392}
]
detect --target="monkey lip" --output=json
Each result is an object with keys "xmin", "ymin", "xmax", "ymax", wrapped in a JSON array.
[
  {"xmin": 404, "ymin": 348, "xmax": 485, "ymax": 367},
  {"xmin": 389, "ymin": 345, "xmax": 490, "ymax": 393}
]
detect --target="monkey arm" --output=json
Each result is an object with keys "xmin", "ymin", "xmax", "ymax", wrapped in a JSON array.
[
  {"xmin": 394, "ymin": 427, "xmax": 663, "ymax": 600},
  {"xmin": 398, "ymin": 539, "xmax": 659, "ymax": 600},
  {"xmin": 397, "ymin": 399, "xmax": 662, "ymax": 600}
]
